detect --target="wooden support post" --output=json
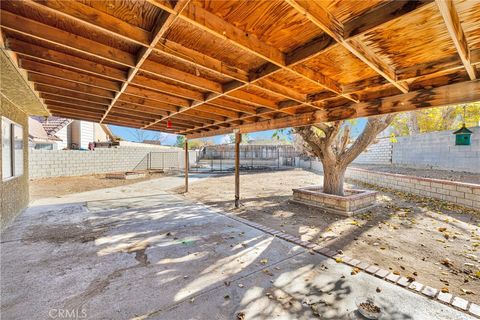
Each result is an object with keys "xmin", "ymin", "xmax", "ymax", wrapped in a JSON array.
[
  {"xmin": 184, "ymin": 139, "xmax": 189, "ymax": 193},
  {"xmin": 234, "ymin": 131, "xmax": 241, "ymax": 208}
]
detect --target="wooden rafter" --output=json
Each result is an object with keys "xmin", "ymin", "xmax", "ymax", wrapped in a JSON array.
[
  {"xmin": 4, "ymin": 0, "xmax": 302, "ymax": 125},
  {"xmin": 185, "ymin": 80, "xmax": 480, "ymax": 138},
  {"xmin": 28, "ymin": 0, "xmax": 151, "ymax": 46},
  {"xmin": 284, "ymin": 0, "xmax": 409, "ymax": 93},
  {"xmin": 100, "ymin": 0, "xmax": 191, "ymax": 123},
  {"xmin": 1, "ymin": 0, "xmax": 478, "ymax": 136},
  {"xmin": 6, "ymin": 38, "xmax": 128, "ymax": 81},
  {"xmin": 145, "ymin": 1, "xmax": 353, "ymax": 98},
  {"xmin": 141, "ymin": 0, "xmax": 436, "ymax": 130},
  {"xmin": 435, "ymin": 0, "xmax": 477, "ymax": 80},
  {"xmin": 20, "ymin": 59, "xmax": 121, "ymax": 91}
]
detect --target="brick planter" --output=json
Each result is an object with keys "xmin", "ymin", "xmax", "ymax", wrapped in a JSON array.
[{"xmin": 291, "ymin": 186, "xmax": 377, "ymax": 216}]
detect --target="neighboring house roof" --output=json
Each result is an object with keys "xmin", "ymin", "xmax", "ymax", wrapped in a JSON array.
[
  {"xmin": 28, "ymin": 117, "xmax": 62, "ymax": 142},
  {"xmin": 31, "ymin": 116, "xmax": 72, "ymax": 136}
]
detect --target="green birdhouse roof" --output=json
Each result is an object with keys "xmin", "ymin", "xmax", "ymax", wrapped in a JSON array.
[{"xmin": 453, "ymin": 125, "xmax": 473, "ymax": 135}]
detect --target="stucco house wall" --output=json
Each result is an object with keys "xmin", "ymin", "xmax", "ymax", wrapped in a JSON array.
[
  {"xmin": 0, "ymin": 96, "xmax": 29, "ymax": 232},
  {"xmin": 1, "ymin": 49, "xmax": 48, "ymax": 233}
]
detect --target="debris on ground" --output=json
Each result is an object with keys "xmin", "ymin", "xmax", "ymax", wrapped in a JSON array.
[{"xmin": 182, "ymin": 170, "xmax": 480, "ymax": 304}]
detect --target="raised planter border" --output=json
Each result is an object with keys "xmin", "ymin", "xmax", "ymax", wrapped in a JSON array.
[{"xmin": 291, "ymin": 186, "xmax": 378, "ymax": 216}]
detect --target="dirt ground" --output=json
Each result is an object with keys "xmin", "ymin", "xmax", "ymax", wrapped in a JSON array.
[
  {"xmin": 352, "ymin": 164, "xmax": 480, "ymax": 184},
  {"xmin": 29, "ymin": 172, "xmax": 165, "ymax": 201},
  {"xmin": 176, "ymin": 169, "xmax": 480, "ymax": 304}
]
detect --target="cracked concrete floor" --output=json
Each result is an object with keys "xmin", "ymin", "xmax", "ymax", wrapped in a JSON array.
[{"xmin": 0, "ymin": 175, "xmax": 474, "ymax": 319}]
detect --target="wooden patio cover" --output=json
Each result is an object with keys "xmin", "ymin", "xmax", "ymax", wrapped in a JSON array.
[{"xmin": 1, "ymin": 0, "xmax": 479, "ymax": 139}]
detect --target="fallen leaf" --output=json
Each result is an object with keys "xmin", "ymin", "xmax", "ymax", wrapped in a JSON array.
[
  {"xmin": 335, "ymin": 257, "xmax": 343, "ymax": 263},
  {"xmin": 441, "ymin": 287, "xmax": 449, "ymax": 293},
  {"xmin": 441, "ymin": 259, "xmax": 453, "ymax": 268},
  {"xmin": 237, "ymin": 312, "xmax": 245, "ymax": 320},
  {"xmin": 461, "ymin": 289, "xmax": 475, "ymax": 295},
  {"xmin": 263, "ymin": 269, "xmax": 274, "ymax": 276},
  {"xmin": 260, "ymin": 258, "xmax": 268, "ymax": 265}
]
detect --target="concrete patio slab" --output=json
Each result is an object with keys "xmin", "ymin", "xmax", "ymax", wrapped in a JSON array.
[{"xmin": 0, "ymin": 176, "xmax": 474, "ymax": 320}]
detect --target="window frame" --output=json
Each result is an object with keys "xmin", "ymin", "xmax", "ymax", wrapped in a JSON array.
[{"xmin": 2, "ymin": 116, "xmax": 24, "ymax": 181}]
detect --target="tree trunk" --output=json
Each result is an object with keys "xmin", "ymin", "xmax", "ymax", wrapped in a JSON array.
[{"xmin": 322, "ymin": 162, "xmax": 347, "ymax": 196}]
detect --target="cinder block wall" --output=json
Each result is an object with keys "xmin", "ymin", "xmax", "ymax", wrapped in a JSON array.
[
  {"xmin": 392, "ymin": 127, "xmax": 480, "ymax": 173},
  {"xmin": 353, "ymin": 137, "xmax": 392, "ymax": 165},
  {"xmin": 346, "ymin": 168, "xmax": 480, "ymax": 210},
  {"xmin": 29, "ymin": 148, "xmax": 197, "ymax": 179},
  {"xmin": 0, "ymin": 96, "xmax": 29, "ymax": 232}
]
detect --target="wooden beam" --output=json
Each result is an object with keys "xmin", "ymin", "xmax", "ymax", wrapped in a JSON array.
[
  {"xmin": 234, "ymin": 131, "xmax": 241, "ymax": 208},
  {"xmin": 342, "ymin": 48, "xmax": 480, "ymax": 94},
  {"xmin": 6, "ymin": 38, "xmax": 127, "ymax": 81},
  {"xmin": 285, "ymin": 0, "xmax": 408, "ymax": 93},
  {"xmin": 207, "ymin": 97, "xmax": 260, "ymax": 115},
  {"xmin": 124, "ymin": 85, "xmax": 191, "ymax": 107},
  {"xmin": 182, "ymin": 109, "xmax": 227, "ymax": 122},
  {"xmin": 44, "ymin": 100, "xmax": 107, "ymax": 112},
  {"xmin": 100, "ymin": 0, "xmax": 192, "ymax": 122},
  {"xmin": 155, "ymin": 39, "xmax": 321, "ymax": 110},
  {"xmin": 29, "ymin": 0, "xmax": 151, "ymax": 45},
  {"xmin": 155, "ymin": 39, "xmax": 249, "ymax": 82},
  {"xmin": 39, "ymin": 93, "xmax": 108, "ymax": 108},
  {"xmin": 34, "ymin": 84, "xmax": 111, "ymax": 105},
  {"xmin": 185, "ymin": 139, "xmax": 189, "ymax": 192},
  {"xmin": 435, "ymin": 0, "xmax": 477, "ymax": 80},
  {"xmin": 48, "ymin": 110, "xmax": 102, "ymax": 121},
  {"xmin": 117, "ymin": 94, "xmax": 179, "ymax": 113},
  {"xmin": 141, "ymin": 60, "xmax": 223, "ymax": 93},
  {"xmin": 147, "ymin": 1, "xmax": 345, "ymax": 96},
  {"xmin": 343, "ymin": 0, "xmax": 434, "ymax": 38},
  {"xmin": 103, "ymin": 119, "xmax": 143, "ymax": 129},
  {"xmin": 174, "ymin": 4, "xmax": 285, "ymax": 66},
  {"xmin": 173, "ymin": 113, "xmax": 214, "ymax": 125},
  {"xmin": 47, "ymin": 105, "xmax": 105, "ymax": 117},
  {"xmin": 185, "ymin": 80, "xmax": 480, "ymax": 138},
  {"xmin": 132, "ymin": 74, "xmax": 204, "ymax": 101},
  {"xmin": 1, "ymin": 10, "xmax": 135, "ymax": 67},
  {"xmin": 226, "ymin": 91, "xmax": 293, "ymax": 114},
  {"xmin": 29, "ymin": 73, "xmax": 115, "ymax": 98},
  {"xmin": 19, "ymin": 59, "xmax": 121, "ymax": 91}
]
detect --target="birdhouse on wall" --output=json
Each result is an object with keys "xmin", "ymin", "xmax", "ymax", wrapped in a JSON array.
[{"xmin": 453, "ymin": 124, "xmax": 473, "ymax": 146}]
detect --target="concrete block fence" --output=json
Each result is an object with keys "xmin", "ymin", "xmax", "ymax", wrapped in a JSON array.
[
  {"xmin": 353, "ymin": 137, "xmax": 392, "ymax": 165},
  {"xmin": 297, "ymin": 159, "xmax": 480, "ymax": 210},
  {"xmin": 393, "ymin": 126, "xmax": 480, "ymax": 173},
  {"xmin": 352, "ymin": 127, "xmax": 479, "ymax": 172},
  {"xmin": 29, "ymin": 147, "xmax": 198, "ymax": 179}
]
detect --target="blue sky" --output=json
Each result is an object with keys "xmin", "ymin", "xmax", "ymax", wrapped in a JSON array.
[{"xmin": 109, "ymin": 118, "xmax": 368, "ymax": 146}]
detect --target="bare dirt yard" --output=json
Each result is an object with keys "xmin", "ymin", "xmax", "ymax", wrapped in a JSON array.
[
  {"xmin": 175, "ymin": 169, "xmax": 480, "ymax": 304},
  {"xmin": 30, "ymin": 172, "xmax": 165, "ymax": 201}
]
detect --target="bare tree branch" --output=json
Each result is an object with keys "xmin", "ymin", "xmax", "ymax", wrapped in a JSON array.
[{"xmin": 339, "ymin": 114, "xmax": 394, "ymax": 166}]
